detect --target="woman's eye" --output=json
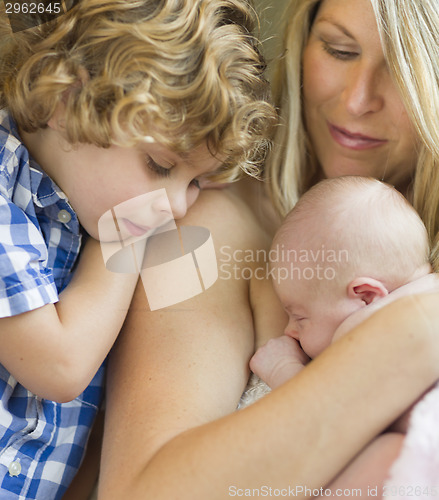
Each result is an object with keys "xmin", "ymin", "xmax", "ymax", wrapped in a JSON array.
[
  {"xmin": 190, "ymin": 178, "xmax": 201, "ymax": 189},
  {"xmin": 146, "ymin": 156, "xmax": 171, "ymax": 177},
  {"xmin": 322, "ymin": 41, "xmax": 358, "ymax": 61}
]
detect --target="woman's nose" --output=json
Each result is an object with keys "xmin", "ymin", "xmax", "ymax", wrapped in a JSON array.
[{"xmin": 343, "ymin": 63, "xmax": 385, "ymax": 116}]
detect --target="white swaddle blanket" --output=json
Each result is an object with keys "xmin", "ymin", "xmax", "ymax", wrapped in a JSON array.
[
  {"xmin": 384, "ymin": 381, "xmax": 439, "ymax": 497},
  {"xmin": 238, "ymin": 373, "xmax": 271, "ymax": 409}
]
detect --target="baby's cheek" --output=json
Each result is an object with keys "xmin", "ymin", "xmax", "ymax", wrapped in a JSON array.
[{"xmin": 303, "ymin": 328, "xmax": 332, "ymax": 359}]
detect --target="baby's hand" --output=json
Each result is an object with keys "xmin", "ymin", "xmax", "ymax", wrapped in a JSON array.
[{"xmin": 250, "ymin": 335, "xmax": 310, "ymax": 390}]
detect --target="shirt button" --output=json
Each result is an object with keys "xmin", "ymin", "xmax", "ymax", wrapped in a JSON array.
[
  {"xmin": 8, "ymin": 460, "xmax": 21, "ymax": 477},
  {"xmin": 57, "ymin": 209, "xmax": 72, "ymax": 224}
]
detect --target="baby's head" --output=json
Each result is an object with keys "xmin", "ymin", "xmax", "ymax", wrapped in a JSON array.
[
  {"xmin": 0, "ymin": 0, "xmax": 275, "ymax": 178},
  {"xmin": 271, "ymin": 176, "xmax": 431, "ymax": 358}
]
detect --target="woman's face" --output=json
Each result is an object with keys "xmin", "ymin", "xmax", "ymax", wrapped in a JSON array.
[{"xmin": 302, "ymin": 0, "xmax": 419, "ymax": 190}]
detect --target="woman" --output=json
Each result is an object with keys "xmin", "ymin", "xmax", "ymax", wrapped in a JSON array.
[
  {"xmin": 98, "ymin": 0, "xmax": 439, "ymax": 498},
  {"xmin": 269, "ymin": 0, "xmax": 439, "ymax": 268}
]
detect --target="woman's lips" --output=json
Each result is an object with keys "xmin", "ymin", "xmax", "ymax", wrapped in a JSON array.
[{"xmin": 328, "ymin": 123, "xmax": 387, "ymax": 150}]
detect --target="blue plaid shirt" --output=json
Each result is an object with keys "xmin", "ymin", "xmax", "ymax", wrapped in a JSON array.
[{"xmin": 0, "ymin": 109, "xmax": 104, "ymax": 499}]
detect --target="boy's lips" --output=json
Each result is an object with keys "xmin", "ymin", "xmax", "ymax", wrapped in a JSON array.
[
  {"xmin": 328, "ymin": 123, "xmax": 387, "ymax": 150},
  {"xmin": 122, "ymin": 218, "xmax": 151, "ymax": 237}
]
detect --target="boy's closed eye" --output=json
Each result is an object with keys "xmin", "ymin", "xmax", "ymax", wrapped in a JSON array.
[
  {"xmin": 145, "ymin": 155, "xmax": 172, "ymax": 177},
  {"xmin": 145, "ymin": 155, "xmax": 202, "ymax": 189}
]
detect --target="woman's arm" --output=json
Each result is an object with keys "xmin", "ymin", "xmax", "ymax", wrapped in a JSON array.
[
  {"xmin": 99, "ymin": 188, "xmax": 278, "ymax": 494},
  {"xmin": 99, "ymin": 191, "xmax": 439, "ymax": 500}
]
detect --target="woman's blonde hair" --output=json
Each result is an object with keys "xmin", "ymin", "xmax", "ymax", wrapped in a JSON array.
[
  {"xmin": 267, "ymin": 0, "xmax": 439, "ymax": 270},
  {"xmin": 0, "ymin": 0, "xmax": 276, "ymax": 180}
]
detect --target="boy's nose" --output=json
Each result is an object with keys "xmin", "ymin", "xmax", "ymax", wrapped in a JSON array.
[
  {"xmin": 151, "ymin": 189, "xmax": 188, "ymax": 220},
  {"xmin": 168, "ymin": 193, "xmax": 188, "ymax": 220}
]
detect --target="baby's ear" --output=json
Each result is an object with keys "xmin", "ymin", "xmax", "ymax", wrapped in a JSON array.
[{"xmin": 347, "ymin": 277, "xmax": 389, "ymax": 305}]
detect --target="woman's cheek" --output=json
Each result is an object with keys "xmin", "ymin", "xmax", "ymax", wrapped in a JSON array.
[{"xmin": 303, "ymin": 44, "xmax": 341, "ymax": 108}]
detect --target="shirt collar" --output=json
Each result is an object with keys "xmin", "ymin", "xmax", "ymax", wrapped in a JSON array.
[
  {"xmin": 0, "ymin": 109, "xmax": 80, "ymax": 232},
  {"xmin": 29, "ymin": 157, "xmax": 69, "ymax": 208},
  {"xmin": 1, "ymin": 110, "xmax": 72, "ymax": 208},
  {"xmin": 29, "ymin": 158, "xmax": 80, "ymax": 233}
]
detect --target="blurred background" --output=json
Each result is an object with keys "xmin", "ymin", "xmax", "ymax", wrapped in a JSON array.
[{"xmin": 253, "ymin": 0, "xmax": 290, "ymax": 80}]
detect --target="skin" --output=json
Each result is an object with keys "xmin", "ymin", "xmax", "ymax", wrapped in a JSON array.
[
  {"xmin": 303, "ymin": 0, "xmax": 419, "ymax": 191},
  {"xmin": 251, "ymin": 251, "xmax": 438, "ymax": 390},
  {"xmin": 273, "ymin": 258, "xmax": 359, "ymax": 359},
  {"xmin": 251, "ymin": 269, "xmax": 438, "ymax": 495},
  {"xmin": 99, "ymin": 206, "xmax": 439, "ymax": 498},
  {"xmin": 21, "ymin": 125, "xmax": 220, "ymax": 240},
  {"xmin": 249, "ymin": 234, "xmax": 389, "ymax": 387},
  {"xmin": 97, "ymin": 0, "xmax": 439, "ymax": 497},
  {"xmin": 0, "ymin": 110, "xmax": 221, "ymax": 401}
]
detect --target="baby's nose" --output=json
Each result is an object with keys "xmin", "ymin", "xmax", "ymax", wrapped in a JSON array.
[{"xmin": 284, "ymin": 324, "xmax": 299, "ymax": 341}]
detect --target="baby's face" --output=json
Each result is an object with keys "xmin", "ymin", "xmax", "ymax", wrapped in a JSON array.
[{"xmin": 272, "ymin": 259, "xmax": 358, "ymax": 358}]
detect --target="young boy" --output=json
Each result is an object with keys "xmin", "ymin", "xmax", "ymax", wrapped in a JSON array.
[
  {"xmin": 250, "ymin": 176, "xmax": 438, "ymax": 497},
  {"xmin": 0, "ymin": 1, "xmax": 275, "ymax": 498}
]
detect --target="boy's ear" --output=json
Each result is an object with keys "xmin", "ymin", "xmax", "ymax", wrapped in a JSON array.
[
  {"xmin": 47, "ymin": 101, "xmax": 66, "ymax": 131},
  {"xmin": 347, "ymin": 277, "xmax": 389, "ymax": 305},
  {"xmin": 47, "ymin": 66, "xmax": 89, "ymax": 131}
]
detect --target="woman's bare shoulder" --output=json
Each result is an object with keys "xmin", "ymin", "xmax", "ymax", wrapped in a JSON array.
[{"xmin": 183, "ymin": 186, "xmax": 271, "ymax": 248}]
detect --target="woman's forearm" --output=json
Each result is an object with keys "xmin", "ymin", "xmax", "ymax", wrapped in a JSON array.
[{"xmin": 100, "ymin": 293, "xmax": 439, "ymax": 499}]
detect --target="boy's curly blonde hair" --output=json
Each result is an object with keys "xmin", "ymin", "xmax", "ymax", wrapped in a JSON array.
[{"xmin": 0, "ymin": 0, "xmax": 276, "ymax": 180}]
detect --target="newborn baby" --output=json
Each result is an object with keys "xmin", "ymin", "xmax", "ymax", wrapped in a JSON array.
[{"xmin": 250, "ymin": 176, "xmax": 438, "ymax": 497}]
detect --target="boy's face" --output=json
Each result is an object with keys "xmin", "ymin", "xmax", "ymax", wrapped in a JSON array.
[
  {"xmin": 271, "ymin": 258, "xmax": 358, "ymax": 359},
  {"xmin": 52, "ymin": 140, "xmax": 221, "ymax": 240}
]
